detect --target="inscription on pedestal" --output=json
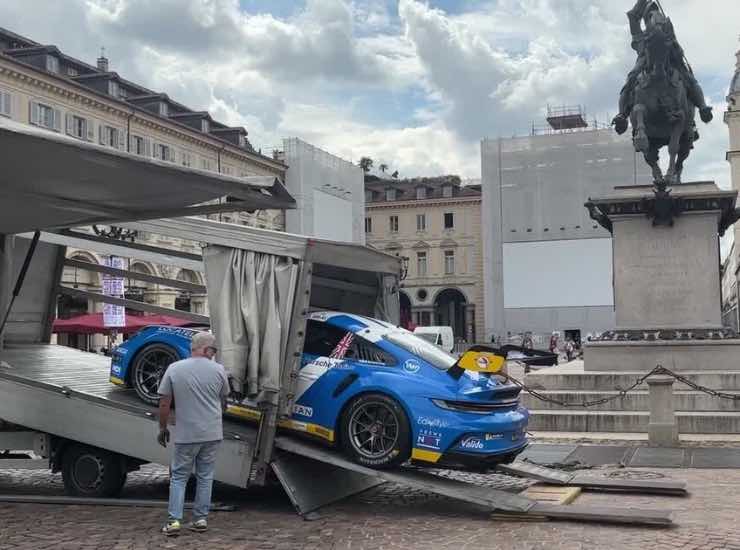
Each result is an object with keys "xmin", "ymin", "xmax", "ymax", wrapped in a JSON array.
[{"xmin": 613, "ymin": 214, "xmax": 721, "ymax": 329}]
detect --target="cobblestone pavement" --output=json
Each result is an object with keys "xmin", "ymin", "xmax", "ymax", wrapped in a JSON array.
[{"xmin": 2, "ymin": 465, "xmax": 740, "ymax": 549}]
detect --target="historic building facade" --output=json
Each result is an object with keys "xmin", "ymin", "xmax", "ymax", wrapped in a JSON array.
[
  {"xmin": 364, "ymin": 176, "xmax": 483, "ymax": 343},
  {"xmin": 0, "ymin": 27, "xmax": 286, "ymax": 349},
  {"xmin": 723, "ymin": 44, "xmax": 740, "ymax": 332}
]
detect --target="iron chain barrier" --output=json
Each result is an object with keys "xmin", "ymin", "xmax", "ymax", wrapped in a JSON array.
[{"xmin": 505, "ymin": 364, "xmax": 740, "ymax": 408}]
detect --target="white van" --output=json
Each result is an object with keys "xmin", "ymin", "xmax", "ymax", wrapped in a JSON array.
[{"xmin": 413, "ymin": 326, "xmax": 455, "ymax": 353}]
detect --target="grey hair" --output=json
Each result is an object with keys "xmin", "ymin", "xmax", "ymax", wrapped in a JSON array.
[{"xmin": 191, "ymin": 331, "xmax": 216, "ymax": 352}]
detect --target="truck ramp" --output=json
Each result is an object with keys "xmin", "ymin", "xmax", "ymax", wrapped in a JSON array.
[
  {"xmin": 0, "ymin": 344, "xmax": 678, "ymax": 526},
  {"xmin": 0, "ymin": 344, "xmax": 256, "ymax": 488},
  {"xmin": 273, "ymin": 437, "xmax": 675, "ymax": 525}
]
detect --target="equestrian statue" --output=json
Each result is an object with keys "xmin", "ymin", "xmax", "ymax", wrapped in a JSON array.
[{"xmin": 612, "ymin": 0, "xmax": 712, "ymax": 186}]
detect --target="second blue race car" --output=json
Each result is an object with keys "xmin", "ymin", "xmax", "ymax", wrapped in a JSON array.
[{"xmin": 110, "ymin": 311, "xmax": 529, "ymax": 469}]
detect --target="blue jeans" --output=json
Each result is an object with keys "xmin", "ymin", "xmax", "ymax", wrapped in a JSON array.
[{"xmin": 168, "ymin": 441, "xmax": 220, "ymax": 521}]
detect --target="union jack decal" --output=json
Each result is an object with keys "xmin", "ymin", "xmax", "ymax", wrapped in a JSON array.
[{"xmin": 330, "ymin": 332, "xmax": 354, "ymax": 359}]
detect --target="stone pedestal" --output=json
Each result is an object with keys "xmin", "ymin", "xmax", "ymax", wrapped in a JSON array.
[
  {"xmin": 584, "ymin": 181, "xmax": 740, "ymax": 371},
  {"xmin": 647, "ymin": 375, "xmax": 679, "ymax": 446},
  {"xmin": 613, "ymin": 213, "xmax": 721, "ymax": 329}
]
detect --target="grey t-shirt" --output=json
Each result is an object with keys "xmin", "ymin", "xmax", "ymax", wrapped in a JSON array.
[{"xmin": 157, "ymin": 357, "xmax": 230, "ymax": 444}]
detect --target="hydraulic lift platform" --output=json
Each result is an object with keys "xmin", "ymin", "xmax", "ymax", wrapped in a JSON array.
[{"xmin": 0, "ymin": 343, "xmax": 682, "ymax": 526}]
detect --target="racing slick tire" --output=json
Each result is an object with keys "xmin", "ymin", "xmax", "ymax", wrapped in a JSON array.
[
  {"xmin": 340, "ymin": 393, "xmax": 411, "ymax": 469},
  {"xmin": 130, "ymin": 343, "xmax": 179, "ymax": 406},
  {"xmin": 61, "ymin": 444, "xmax": 127, "ymax": 497}
]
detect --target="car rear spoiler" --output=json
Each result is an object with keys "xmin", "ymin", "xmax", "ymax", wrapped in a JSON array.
[{"xmin": 447, "ymin": 344, "xmax": 558, "ymax": 379}]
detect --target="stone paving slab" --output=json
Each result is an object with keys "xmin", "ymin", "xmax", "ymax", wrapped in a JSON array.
[
  {"xmin": 518, "ymin": 443, "xmax": 578, "ymax": 465},
  {"xmin": 690, "ymin": 448, "xmax": 740, "ymax": 468},
  {"xmin": 563, "ymin": 445, "xmax": 631, "ymax": 466},
  {"xmin": 630, "ymin": 447, "xmax": 687, "ymax": 468},
  {"xmin": 518, "ymin": 443, "xmax": 740, "ymax": 469}
]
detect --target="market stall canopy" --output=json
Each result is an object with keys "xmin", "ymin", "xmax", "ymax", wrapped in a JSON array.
[
  {"xmin": 0, "ymin": 117, "xmax": 294, "ymax": 235},
  {"xmin": 52, "ymin": 312, "xmax": 201, "ymax": 335}
]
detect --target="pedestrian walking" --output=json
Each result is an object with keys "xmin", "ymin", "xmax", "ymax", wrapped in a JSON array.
[
  {"xmin": 565, "ymin": 339, "xmax": 575, "ymax": 362},
  {"xmin": 157, "ymin": 331, "xmax": 230, "ymax": 537}
]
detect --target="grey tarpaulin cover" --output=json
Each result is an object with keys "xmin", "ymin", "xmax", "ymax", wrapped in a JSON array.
[{"xmin": 203, "ymin": 245, "xmax": 298, "ymax": 401}]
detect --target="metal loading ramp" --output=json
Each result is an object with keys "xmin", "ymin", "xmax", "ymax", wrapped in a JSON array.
[
  {"xmin": 0, "ymin": 344, "xmax": 682, "ymax": 526},
  {"xmin": 272, "ymin": 435, "xmax": 678, "ymax": 525}
]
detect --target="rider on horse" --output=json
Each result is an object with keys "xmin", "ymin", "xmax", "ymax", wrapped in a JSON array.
[{"xmin": 613, "ymin": 0, "xmax": 712, "ymax": 135}]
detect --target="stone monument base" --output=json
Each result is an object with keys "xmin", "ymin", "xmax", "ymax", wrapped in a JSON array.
[{"xmin": 585, "ymin": 338, "xmax": 740, "ymax": 372}]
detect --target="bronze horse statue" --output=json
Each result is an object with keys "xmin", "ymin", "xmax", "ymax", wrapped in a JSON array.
[
  {"xmin": 613, "ymin": 0, "xmax": 712, "ymax": 187},
  {"xmin": 630, "ymin": 12, "xmax": 694, "ymax": 185}
]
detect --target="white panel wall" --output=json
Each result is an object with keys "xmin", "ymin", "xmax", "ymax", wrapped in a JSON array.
[
  {"xmin": 283, "ymin": 138, "xmax": 364, "ymax": 244},
  {"xmin": 503, "ymin": 238, "xmax": 613, "ymax": 308},
  {"xmin": 312, "ymin": 189, "xmax": 354, "ymax": 242}
]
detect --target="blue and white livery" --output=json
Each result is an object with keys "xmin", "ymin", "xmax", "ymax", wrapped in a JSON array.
[{"xmin": 110, "ymin": 311, "xmax": 528, "ymax": 469}]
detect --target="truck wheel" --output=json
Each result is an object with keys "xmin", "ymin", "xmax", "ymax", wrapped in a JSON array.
[
  {"xmin": 131, "ymin": 343, "xmax": 179, "ymax": 406},
  {"xmin": 340, "ymin": 393, "xmax": 410, "ymax": 469},
  {"xmin": 61, "ymin": 444, "xmax": 127, "ymax": 497}
]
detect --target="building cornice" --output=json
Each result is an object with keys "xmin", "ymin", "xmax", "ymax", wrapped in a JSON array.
[
  {"xmin": 0, "ymin": 55, "xmax": 285, "ymax": 174},
  {"xmin": 367, "ymin": 196, "xmax": 481, "ymax": 211}
]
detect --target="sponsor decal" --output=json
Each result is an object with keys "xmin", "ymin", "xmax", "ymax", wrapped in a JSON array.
[
  {"xmin": 110, "ymin": 365, "xmax": 122, "ymax": 375},
  {"xmin": 304, "ymin": 358, "xmax": 353, "ymax": 371},
  {"xmin": 460, "ymin": 437, "xmax": 484, "ymax": 450},
  {"xmin": 293, "ymin": 404, "xmax": 313, "ymax": 418},
  {"xmin": 417, "ymin": 416, "xmax": 450, "ymax": 429},
  {"xmin": 403, "ymin": 359, "xmax": 421, "ymax": 374},
  {"xmin": 416, "ymin": 429, "xmax": 442, "ymax": 450},
  {"xmin": 156, "ymin": 326, "xmax": 197, "ymax": 338},
  {"xmin": 476, "ymin": 356, "xmax": 490, "ymax": 369},
  {"xmin": 309, "ymin": 312, "xmax": 330, "ymax": 321},
  {"xmin": 485, "ymin": 433, "xmax": 504, "ymax": 441}
]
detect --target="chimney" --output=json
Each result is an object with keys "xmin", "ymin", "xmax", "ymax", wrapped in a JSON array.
[{"xmin": 97, "ymin": 47, "xmax": 109, "ymax": 72}]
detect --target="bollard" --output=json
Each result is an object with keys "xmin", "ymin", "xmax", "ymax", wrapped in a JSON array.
[{"xmin": 646, "ymin": 375, "xmax": 678, "ymax": 447}]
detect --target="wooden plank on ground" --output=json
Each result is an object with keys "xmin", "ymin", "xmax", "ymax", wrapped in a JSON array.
[
  {"xmin": 522, "ymin": 485, "xmax": 582, "ymax": 505},
  {"xmin": 527, "ymin": 503, "xmax": 673, "ymax": 526},
  {"xmin": 491, "ymin": 484, "xmax": 581, "ymax": 521},
  {"xmin": 569, "ymin": 474, "xmax": 688, "ymax": 496}
]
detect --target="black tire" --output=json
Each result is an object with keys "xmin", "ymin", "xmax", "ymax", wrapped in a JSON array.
[
  {"xmin": 130, "ymin": 343, "xmax": 179, "ymax": 406},
  {"xmin": 340, "ymin": 393, "xmax": 410, "ymax": 469},
  {"xmin": 61, "ymin": 444, "xmax": 127, "ymax": 497}
]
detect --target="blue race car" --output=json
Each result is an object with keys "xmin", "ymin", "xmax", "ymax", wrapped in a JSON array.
[{"xmin": 110, "ymin": 311, "xmax": 529, "ymax": 469}]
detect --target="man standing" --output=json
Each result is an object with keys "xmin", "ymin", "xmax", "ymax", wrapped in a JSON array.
[{"xmin": 157, "ymin": 331, "xmax": 230, "ymax": 537}]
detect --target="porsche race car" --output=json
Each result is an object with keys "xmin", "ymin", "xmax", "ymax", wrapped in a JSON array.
[{"xmin": 109, "ymin": 311, "xmax": 529, "ymax": 469}]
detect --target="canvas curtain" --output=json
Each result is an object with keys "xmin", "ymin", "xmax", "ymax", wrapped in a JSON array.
[
  {"xmin": 203, "ymin": 245, "xmax": 298, "ymax": 403},
  {"xmin": 374, "ymin": 274, "xmax": 400, "ymax": 325}
]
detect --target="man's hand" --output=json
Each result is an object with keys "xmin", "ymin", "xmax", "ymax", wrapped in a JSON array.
[{"xmin": 157, "ymin": 428, "xmax": 170, "ymax": 447}]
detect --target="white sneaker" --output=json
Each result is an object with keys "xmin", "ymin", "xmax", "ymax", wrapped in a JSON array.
[{"xmin": 188, "ymin": 519, "xmax": 208, "ymax": 532}]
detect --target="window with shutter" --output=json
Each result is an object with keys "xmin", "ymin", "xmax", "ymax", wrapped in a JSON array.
[
  {"xmin": 144, "ymin": 137, "xmax": 152, "ymax": 157},
  {"xmin": 65, "ymin": 113, "xmax": 73, "ymax": 135},
  {"xmin": 86, "ymin": 120, "xmax": 95, "ymax": 141},
  {"xmin": 98, "ymin": 124, "xmax": 105, "ymax": 145},
  {"xmin": 0, "ymin": 91, "xmax": 11, "ymax": 117},
  {"xmin": 53, "ymin": 109, "xmax": 61, "ymax": 132},
  {"xmin": 29, "ymin": 101, "xmax": 40, "ymax": 125},
  {"xmin": 118, "ymin": 129, "xmax": 126, "ymax": 150}
]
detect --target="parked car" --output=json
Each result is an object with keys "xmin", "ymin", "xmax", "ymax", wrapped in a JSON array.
[
  {"xmin": 413, "ymin": 326, "xmax": 455, "ymax": 353},
  {"xmin": 109, "ymin": 312, "xmax": 529, "ymax": 469}
]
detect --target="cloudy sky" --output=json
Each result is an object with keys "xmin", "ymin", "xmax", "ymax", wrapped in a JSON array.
[{"xmin": 1, "ymin": 0, "xmax": 738, "ymax": 186}]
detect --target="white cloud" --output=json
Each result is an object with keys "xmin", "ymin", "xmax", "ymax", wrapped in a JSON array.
[{"xmin": 0, "ymin": 0, "xmax": 735, "ymax": 187}]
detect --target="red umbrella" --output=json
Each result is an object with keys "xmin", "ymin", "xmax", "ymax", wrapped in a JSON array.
[{"xmin": 52, "ymin": 312, "xmax": 198, "ymax": 335}]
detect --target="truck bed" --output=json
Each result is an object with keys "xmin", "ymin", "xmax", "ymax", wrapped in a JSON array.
[{"xmin": 0, "ymin": 344, "xmax": 257, "ymax": 487}]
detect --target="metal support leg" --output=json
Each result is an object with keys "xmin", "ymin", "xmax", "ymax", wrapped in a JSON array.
[{"xmin": 0, "ymin": 235, "xmax": 13, "ymax": 349}]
